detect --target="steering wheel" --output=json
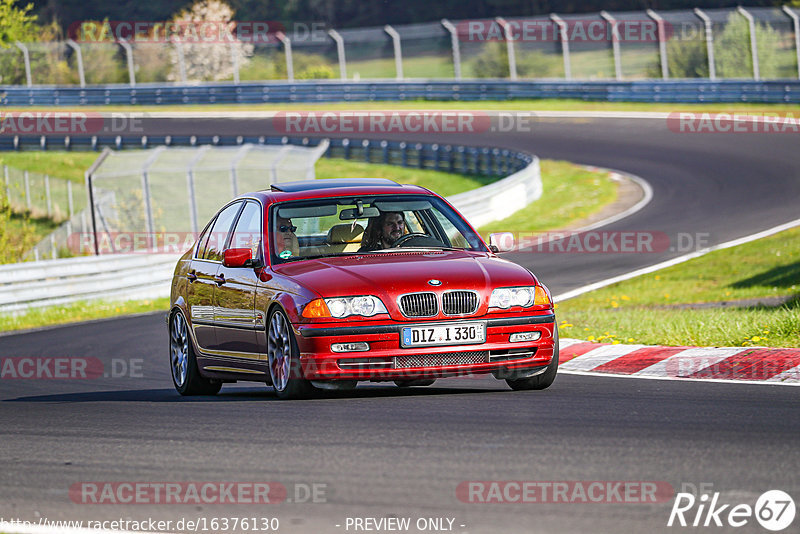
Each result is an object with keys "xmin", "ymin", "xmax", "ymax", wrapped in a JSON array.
[{"xmin": 391, "ymin": 233, "xmax": 430, "ymax": 248}]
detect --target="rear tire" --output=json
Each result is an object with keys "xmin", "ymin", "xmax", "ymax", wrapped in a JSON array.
[
  {"xmin": 267, "ymin": 308, "xmax": 312, "ymax": 400},
  {"xmin": 506, "ymin": 326, "xmax": 559, "ymax": 391},
  {"xmin": 169, "ymin": 311, "xmax": 222, "ymax": 396},
  {"xmin": 394, "ymin": 379, "xmax": 436, "ymax": 387}
]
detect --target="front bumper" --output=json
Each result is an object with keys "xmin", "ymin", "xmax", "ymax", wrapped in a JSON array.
[{"xmin": 295, "ymin": 313, "xmax": 556, "ymax": 381}]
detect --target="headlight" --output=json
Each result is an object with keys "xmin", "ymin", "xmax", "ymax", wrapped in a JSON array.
[
  {"xmin": 324, "ymin": 295, "xmax": 388, "ymax": 318},
  {"xmin": 489, "ymin": 286, "xmax": 549, "ymax": 309}
]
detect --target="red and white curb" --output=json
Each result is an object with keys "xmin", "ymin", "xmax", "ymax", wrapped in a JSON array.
[{"xmin": 558, "ymin": 339, "xmax": 800, "ymax": 385}]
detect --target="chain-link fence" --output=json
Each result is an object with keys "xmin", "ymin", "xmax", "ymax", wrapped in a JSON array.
[
  {"xmin": 2, "ymin": 7, "xmax": 799, "ymax": 86},
  {"xmin": 23, "ymin": 141, "xmax": 329, "ymax": 259},
  {"xmin": 3, "ymin": 165, "xmax": 84, "ymax": 222}
]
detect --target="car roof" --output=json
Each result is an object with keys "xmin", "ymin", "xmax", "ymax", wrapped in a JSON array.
[{"xmin": 245, "ymin": 178, "xmax": 433, "ymax": 203}]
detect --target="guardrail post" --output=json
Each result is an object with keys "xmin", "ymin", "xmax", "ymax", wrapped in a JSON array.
[
  {"xmin": 186, "ymin": 145, "xmax": 210, "ymax": 234},
  {"xmin": 457, "ymin": 146, "xmax": 465, "ymax": 173},
  {"xmin": 446, "ymin": 145, "xmax": 454, "ymax": 172},
  {"xmin": 495, "ymin": 18, "xmax": 517, "ymax": 80},
  {"xmin": 416, "ymin": 143, "xmax": 424, "ymax": 169},
  {"xmin": 362, "ymin": 139, "xmax": 371, "ymax": 162},
  {"xmin": 23, "ymin": 170, "xmax": 31, "ymax": 211},
  {"xmin": 14, "ymin": 42, "xmax": 32, "ymax": 87},
  {"xmin": 550, "ymin": 14, "xmax": 572, "ymax": 80},
  {"xmin": 384, "ymin": 25, "xmax": 403, "ymax": 80},
  {"xmin": 380, "ymin": 140, "xmax": 389, "ymax": 164},
  {"xmin": 432, "ymin": 144, "xmax": 440, "ymax": 170},
  {"xmin": 646, "ymin": 9, "xmax": 669, "ymax": 79},
  {"xmin": 230, "ymin": 42, "xmax": 240, "ymax": 84},
  {"xmin": 441, "ymin": 19, "xmax": 461, "ymax": 79},
  {"xmin": 737, "ymin": 7, "xmax": 760, "ymax": 81},
  {"xmin": 45, "ymin": 175, "xmax": 52, "ymax": 217},
  {"xmin": 694, "ymin": 8, "xmax": 716, "ymax": 80},
  {"xmin": 119, "ymin": 38, "xmax": 136, "ymax": 87},
  {"xmin": 342, "ymin": 138, "xmax": 351, "ymax": 159},
  {"xmin": 328, "ymin": 29, "xmax": 347, "ymax": 80},
  {"xmin": 65, "ymin": 39, "xmax": 86, "ymax": 87},
  {"xmin": 276, "ymin": 32, "xmax": 294, "ymax": 81},
  {"xmin": 140, "ymin": 146, "xmax": 165, "ymax": 240},
  {"xmin": 399, "ymin": 142, "xmax": 408, "ymax": 166},
  {"xmin": 85, "ymin": 147, "xmax": 112, "ymax": 255},
  {"xmin": 229, "ymin": 143, "xmax": 252, "ymax": 197},
  {"xmin": 174, "ymin": 41, "xmax": 188, "ymax": 83},
  {"xmin": 784, "ymin": 7, "xmax": 800, "ymax": 80},
  {"xmin": 600, "ymin": 11, "xmax": 623, "ymax": 80},
  {"xmin": 67, "ymin": 180, "xmax": 74, "ymax": 218}
]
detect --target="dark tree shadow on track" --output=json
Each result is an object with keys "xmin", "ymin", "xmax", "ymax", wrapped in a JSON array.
[{"xmin": 2, "ymin": 384, "xmax": 510, "ymax": 403}]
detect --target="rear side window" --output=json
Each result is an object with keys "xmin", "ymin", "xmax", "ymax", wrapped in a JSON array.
[
  {"xmin": 229, "ymin": 201, "xmax": 263, "ymax": 260},
  {"xmin": 202, "ymin": 202, "xmax": 243, "ymax": 261}
]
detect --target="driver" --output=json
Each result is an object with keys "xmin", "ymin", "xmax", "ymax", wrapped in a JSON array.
[
  {"xmin": 273, "ymin": 216, "xmax": 300, "ymax": 259},
  {"xmin": 359, "ymin": 211, "xmax": 406, "ymax": 251}
]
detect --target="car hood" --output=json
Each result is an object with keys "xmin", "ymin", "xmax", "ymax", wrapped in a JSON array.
[{"xmin": 273, "ymin": 250, "xmax": 537, "ymax": 299}]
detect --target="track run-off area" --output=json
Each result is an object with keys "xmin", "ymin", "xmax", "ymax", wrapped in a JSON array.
[{"xmin": 1, "ymin": 112, "xmax": 799, "ymax": 534}]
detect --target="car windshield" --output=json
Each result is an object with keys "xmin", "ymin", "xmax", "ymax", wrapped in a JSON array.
[{"xmin": 269, "ymin": 194, "xmax": 487, "ymax": 263}]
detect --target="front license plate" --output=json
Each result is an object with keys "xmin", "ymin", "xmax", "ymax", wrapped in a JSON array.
[{"xmin": 401, "ymin": 322, "xmax": 486, "ymax": 348}]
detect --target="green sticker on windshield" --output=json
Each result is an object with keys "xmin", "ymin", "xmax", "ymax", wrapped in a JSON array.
[{"xmin": 279, "ymin": 250, "xmax": 292, "ymax": 259}]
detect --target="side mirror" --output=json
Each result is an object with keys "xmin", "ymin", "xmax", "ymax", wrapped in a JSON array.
[
  {"xmin": 223, "ymin": 248, "xmax": 262, "ymax": 268},
  {"xmin": 488, "ymin": 232, "xmax": 515, "ymax": 253}
]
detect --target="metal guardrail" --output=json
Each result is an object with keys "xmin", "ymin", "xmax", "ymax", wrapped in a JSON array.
[
  {"xmin": 0, "ymin": 138, "xmax": 538, "ymax": 311},
  {"xmin": 2, "ymin": 79, "xmax": 800, "ymax": 105},
  {"xmin": 448, "ymin": 155, "xmax": 540, "ymax": 228},
  {"xmin": 0, "ymin": 253, "xmax": 179, "ymax": 312}
]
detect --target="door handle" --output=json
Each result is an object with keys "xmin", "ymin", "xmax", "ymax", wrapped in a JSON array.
[
  {"xmin": 187, "ymin": 271, "xmax": 197, "ymax": 282},
  {"xmin": 214, "ymin": 274, "xmax": 226, "ymax": 285}
]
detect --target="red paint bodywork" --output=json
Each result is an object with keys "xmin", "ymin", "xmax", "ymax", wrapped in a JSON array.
[{"xmin": 169, "ymin": 182, "xmax": 556, "ymax": 385}]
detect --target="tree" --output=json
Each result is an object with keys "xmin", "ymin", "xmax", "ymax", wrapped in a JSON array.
[
  {"xmin": 168, "ymin": 0, "xmax": 253, "ymax": 82},
  {"xmin": 649, "ymin": 12, "xmax": 780, "ymax": 79},
  {"xmin": 0, "ymin": 0, "xmax": 38, "ymax": 47}
]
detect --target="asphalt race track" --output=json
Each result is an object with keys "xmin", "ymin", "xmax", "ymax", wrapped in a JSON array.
[{"xmin": 2, "ymin": 116, "xmax": 799, "ymax": 533}]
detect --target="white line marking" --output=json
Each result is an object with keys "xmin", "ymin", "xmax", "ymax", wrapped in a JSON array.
[
  {"xmin": 765, "ymin": 363, "xmax": 800, "ymax": 383},
  {"xmin": 634, "ymin": 347, "xmax": 747, "ymax": 378},
  {"xmin": 560, "ymin": 343, "xmax": 647, "ymax": 372},
  {"xmin": 558, "ymin": 369, "xmax": 800, "ymax": 386},
  {"xmin": 554, "ymin": 217, "xmax": 800, "ymax": 302}
]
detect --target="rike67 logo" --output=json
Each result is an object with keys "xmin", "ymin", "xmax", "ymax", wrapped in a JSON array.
[{"xmin": 668, "ymin": 489, "xmax": 795, "ymax": 531}]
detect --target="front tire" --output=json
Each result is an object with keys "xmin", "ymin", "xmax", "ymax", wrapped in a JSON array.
[
  {"xmin": 169, "ymin": 311, "xmax": 222, "ymax": 396},
  {"xmin": 506, "ymin": 326, "xmax": 559, "ymax": 391},
  {"xmin": 267, "ymin": 308, "xmax": 312, "ymax": 400}
]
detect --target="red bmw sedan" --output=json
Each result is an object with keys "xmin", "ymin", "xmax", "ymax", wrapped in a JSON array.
[{"xmin": 168, "ymin": 178, "xmax": 558, "ymax": 399}]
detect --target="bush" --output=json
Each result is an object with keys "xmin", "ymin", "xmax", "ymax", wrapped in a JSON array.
[
  {"xmin": 466, "ymin": 41, "xmax": 561, "ymax": 79},
  {"xmin": 648, "ymin": 13, "xmax": 780, "ymax": 79},
  {"xmin": 239, "ymin": 51, "xmax": 335, "ymax": 81}
]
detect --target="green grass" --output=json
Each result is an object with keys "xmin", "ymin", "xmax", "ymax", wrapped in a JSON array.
[
  {"xmin": 0, "ymin": 152, "xmax": 99, "ymax": 183},
  {"xmin": 347, "ymin": 54, "xmax": 455, "ymax": 79},
  {"xmin": 6, "ymin": 100, "xmax": 800, "ymax": 114},
  {"xmin": 0, "ymin": 297, "xmax": 170, "ymax": 332},
  {"xmin": 479, "ymin": 160, "xmax": 616, "ymax": 234},
  {"xmin": 315, "ymin": 157, "xmax": 494, "ymax": 197},
  {"xmin": 0, "ymin": 151, "xmax": 615, "ymax": 332},
  {"xmin": 557, "ymin": 226, "xmax": 800, "ymax": 348}
]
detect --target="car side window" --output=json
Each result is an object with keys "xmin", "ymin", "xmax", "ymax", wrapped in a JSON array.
[
  {"xmin": 202, "ymin": 202, "xmax": 243, "ymax": 261},
  {"xmin": 195, "ymin": 219, "xmax": 215, "ymax": 259},
  {"xmin": 229, "ymin": 201, "xmax": 263, "ymax": 260}
]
